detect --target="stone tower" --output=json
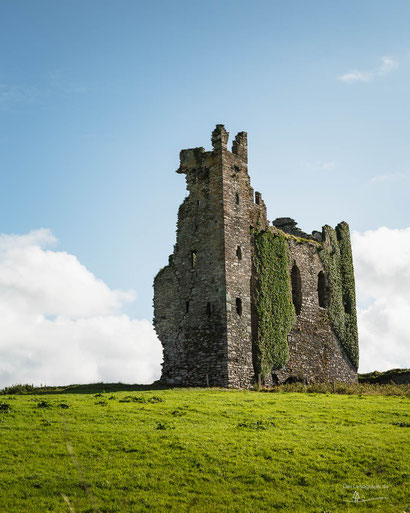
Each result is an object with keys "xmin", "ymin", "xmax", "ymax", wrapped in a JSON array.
[{"xmin": 153, "ymin": 125, "xmax": 358, "ymax": 387}]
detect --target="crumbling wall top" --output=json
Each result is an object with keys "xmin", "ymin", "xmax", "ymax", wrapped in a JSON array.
[
  {"xmin": 211, "ymin": 124, "xmax": 229, "ymax": 151},
  {"xmin": 232, "ymin": 131, "xmax": 247, "ymax": 161}
]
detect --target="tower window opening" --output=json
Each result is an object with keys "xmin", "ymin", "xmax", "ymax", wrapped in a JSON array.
[
  {"xmin": 236, "ymin": 246, "xmax": 242, "ymax": 260},
  {"xmin": 185, "ymin": 301, "xmax": 190, "ymax": 313},
  {"xmin": 318, "ymin": 271, "xmax": 329, "ymax": 308},
  {"xmin": 255, "ymin": 191, "xmax": 261, "ymax": 205},
  {"xmin": 234, "ymin": 165, "xmax": 241, "ymax": 173},
  {"xmin": 206, "ymin": 302, "xmax": 212, "ymax": 317},
  {"xmin": 235, "ymin": 192, "xmax": 240, "ymax": 205},
  {"xmin": 291, "ymin": 264, "xmax": 302, "ymax": 315},
  {"xmin": 236, "ymin": 297, "xmax": 243, "ymax": 316},
  {"xmin": 343, "ymin": 300, "xmax": 352, "ymax": 314},
  {"xmin": 191, "ymin": 250, "xmax": 197, "ymax": 268}
]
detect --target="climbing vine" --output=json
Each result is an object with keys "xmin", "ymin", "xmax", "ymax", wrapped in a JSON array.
[
  {"xmin": 318, "ymin": 223, "xmax": 359, "ymax": 369},
  {"xmin": 253, "ymin": 229, "xmax": 295, "ymax": 380}
]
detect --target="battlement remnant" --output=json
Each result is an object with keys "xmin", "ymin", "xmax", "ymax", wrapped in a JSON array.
[{"xmin": 153, "ymin": 125, "xmax": 358, "ymax": 387}]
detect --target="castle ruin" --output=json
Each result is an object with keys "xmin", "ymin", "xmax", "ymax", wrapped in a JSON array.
[{"xmin": 153, "ymin": 125, "xmax": 358, "ymax": 388}]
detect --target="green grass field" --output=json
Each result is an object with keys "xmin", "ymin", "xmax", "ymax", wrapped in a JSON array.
[{"xmin": 0, "ymin": 385, "xmax": 408, "ymax": 512}]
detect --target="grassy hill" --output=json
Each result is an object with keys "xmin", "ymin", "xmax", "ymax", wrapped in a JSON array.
[{"xmin": 0, "ymin": 385, "xmax": 408, "ymax": 512}]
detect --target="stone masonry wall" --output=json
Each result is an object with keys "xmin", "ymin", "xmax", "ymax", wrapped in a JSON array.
[
  {"xmin": 218, "ymin": 127, "xmax": 267, "ymax": 388},
  {"xmin": 153, "ymin": 125, "xmax": 358, "ymax": 387},
  {"xmin": 154, "ymin": 143, "xmax": 229, "ymax": 386},
  {"xmin": 268, "ymin": 234, "xmax": 358, "ymax": 384}
]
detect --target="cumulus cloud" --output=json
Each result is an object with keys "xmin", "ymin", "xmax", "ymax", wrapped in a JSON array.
[
  {"xmin": 352, "ymin": 227, "xmax": 410, "ymax": 372},
  {"xmin": 1, "ymin": 227, "xmax": 407, "ymax": 386},
  {"xmin": 339, "ymin": 56, "xmax": 398, "ymax": 83},
  {"xmin": 0, "ymin": 230, "xmax": 162, "ymax": 388}
]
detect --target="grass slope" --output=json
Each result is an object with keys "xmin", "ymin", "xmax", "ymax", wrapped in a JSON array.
[{"xmin": 0, "ymin": 387, "xmax": 408, "ymax": 512}]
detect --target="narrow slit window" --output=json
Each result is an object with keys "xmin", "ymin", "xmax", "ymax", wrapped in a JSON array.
[
  {"xmin": 206, "ymin": 302, "xmax": 212, "ymax": 317},
  {"xmin": 236, "ymin": 297, "xmax": 242, "ymax": 316},
  {"xmin": 235, "ymin": 192, "xmax": 240, "ymax": 205},
  {"xmin": 255, "ymin": 192, "xmax": 261, "ymax": 205},
  {"xmin": 343, "ymin": 300, "xmax": 352, "ymax": 314},
  {"xmin": 317, "ymin": 271, "xmax": 329, "ymax": 308},
  {"xmin": 185, "ymin": 301, "xmax": 190, "ymax": 313},
  {"xmin": 191, "ymin": 250, "xmax": 197, "ymax": 268},
  {"xmin": 236, "ymin": 246, "xmax": 242, "ymax": 260},
  {"xmin": 291, "ymin": 264, "xmax": 302, "ymax": 315}
]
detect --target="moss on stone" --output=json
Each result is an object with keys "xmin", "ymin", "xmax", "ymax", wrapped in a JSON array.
[
  {"xmin": 318, "ymin": 223, "xmax": 359, "ymax": 369},
  {"xmin": 274, "ymin": 228, "xmax": 321, "ymax": 246},
  {"xmin": 253, "ymin": 229, "xmax": 296, "ymax": 380}
]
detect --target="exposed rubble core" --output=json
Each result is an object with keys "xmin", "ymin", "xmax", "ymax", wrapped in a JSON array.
[{"xmin": 153, "ymin": 125, "xmax": 358, "ymax": 387}]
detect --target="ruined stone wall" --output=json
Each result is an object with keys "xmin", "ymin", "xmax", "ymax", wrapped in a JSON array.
[
  {"xmin": 154, "ymin": 125, "xmax": 358, "ymax": 388},
  {"xmin": 268, "ymin": 235, "xmax": 358, "ymax": 384},
  {"xmin": 154, "ymin": 143, "xmax": 229, "ymax": 386},
  {"xmin": 218, "ymin": 127, "xmax": 267, "ymax": 388}
]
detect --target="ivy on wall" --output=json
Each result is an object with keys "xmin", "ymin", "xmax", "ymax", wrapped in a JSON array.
[
  {"xmin": 318, "ymin": 222, "xmax": 359, "ymax": 369},
  {"xmin": 253, "ymin": 229, "xmax": 296, "ymax": 380}
]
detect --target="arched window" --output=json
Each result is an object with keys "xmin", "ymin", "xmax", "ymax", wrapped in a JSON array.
[
  {"xmin": 291, "ymin": 264, "xmax": 302, "ymax": 315},
  {"xmin": 236, "ymin": 246, "xmax": 242, "ymax": 260},
  {"xmin": 236, "ymin": 298, "xmax": 242, "ymax": 316},
  {"xmin": 317, "ymin": 271, "xmax": 329, "ymax": 308}
]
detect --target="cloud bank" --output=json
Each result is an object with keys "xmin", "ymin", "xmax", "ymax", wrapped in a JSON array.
[
  {"xmin": 0, "ymin": 230, "xmax": 162, "ymax": 388},
  {"xmin": 352, "ymin": 227, "xmax": 410, "ymax": 373},
  {"xmin": 0, "ymin": 227, "xmax": 408, "ymax": 387},
  {"xmin": 339, "ymin": 56, "xmax": 398, "ymax": 83}
]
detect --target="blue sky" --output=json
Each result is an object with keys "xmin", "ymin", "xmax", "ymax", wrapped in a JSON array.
[{"xmin": 0, "ymin": 1, "xmax": 409, "ymax": 383}]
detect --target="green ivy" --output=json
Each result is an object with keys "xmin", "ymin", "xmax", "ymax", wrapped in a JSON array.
[
  {"xmin": 318, "ymin": 223, "xmax": 359, "ymax": 369},
  {"xmin": 253, "ymin": 229, "xmax": 296, "ymax": 380}
]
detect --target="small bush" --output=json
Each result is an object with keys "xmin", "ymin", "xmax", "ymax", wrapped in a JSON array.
[
  {"xmin": 0, "ymin": 384, "xmax": 35, "ymax": 395},
  {"xmin": 0, "ymin": 402, "xmax": 11, "ymax": 413},
  {"xmin": 119, "ymin": 395, "xmax": 164, "ymax": 404},
  {"xmin": 37, "ymin": 401, "xmax": 51, "ymax": 408},
  {"xmin": 58, "ymin": 403, "xmax": 70, "ymax": 409},
  {"xmin": 237, "ymin": 420, "xmax": 275, "ymax": 430},
  {"xmin": 155, "ymin": 422, "xmax": 174, "ymax": 430},
  {"xmin": 170, "ymin": 408, "xmax": 187, "ymax": 417}
]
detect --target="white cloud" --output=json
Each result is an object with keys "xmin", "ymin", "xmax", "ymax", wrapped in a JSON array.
[
  {"xmin": 0, "ymin": 83, "xmax": 38, "ymax": 109},
  {"xmin": 339, "ymin": 56, "xmax": 399, "ymax": 83},
  {"xmin": 369, "ymin": 172, "xmax": 407, "ymax": 184},
  {"xmin": 378, "ymin": 56, "xmax": 399, "ymax": 75},
  {"xmin": 0, "ymin": 71, "xmax": 87, "ymax": 110},
  {"xmin": 301, "ymin": 160, "xmax": 336, "ymax": 172},
  {"xmin": 1, "ymin": 227, "xmax": 407, "ymax": 386},
  {"xmin": 0, "ymin": 230, "xmax": 162, "ymax": 388},
  {"xmin": 339, "ymin": 70, "xmax": 373, "ymax": 83},
  {"xmin": 352, "ymin": 227, "xmax": 410, "ymax": 372}
]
